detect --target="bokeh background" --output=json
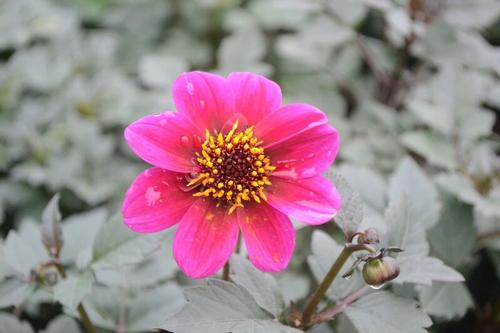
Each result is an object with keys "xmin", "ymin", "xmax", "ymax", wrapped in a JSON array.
[{"xmin": 1, "ymin": 0, "xmax": 499, "ymax": 332}]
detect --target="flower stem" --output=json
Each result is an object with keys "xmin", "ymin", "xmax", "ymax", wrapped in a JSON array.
[
  {"xmin": 54, "ymin": 264, "xmax": 97, "ymax": 333},
  {"xmin": 222, "ymin": 262, "xmax": 230, "ymax": 281},
  {"xmin": 313, "ymin": 285, "xmax": 369, "ymax": 324},
  {"xmin": 301, "ymin": 246, "xmax": 352, "ymax": 326}
]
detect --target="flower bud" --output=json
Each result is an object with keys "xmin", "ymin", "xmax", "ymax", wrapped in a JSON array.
[
  {"xmin": 357, "ymin": 228, "xmax": 379, "ymax": 245},
  {"xmin": 362, "ymin": 256, "xmax": 400, "ymax": 287}
]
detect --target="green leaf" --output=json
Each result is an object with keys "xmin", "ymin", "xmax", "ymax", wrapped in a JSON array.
[
  {"xmin": 0, "ymin": 313, "xmax": 34, "ymax": 333},
  {"xmin": 417, "ymin": 282, "xmax": 473, "ymax": 320},
  {"xmin": 428, "ymin": 196, "xmax": 475, "ymax": 267},
  {"xmin": 343, "ymin": 291, "xmax": 432, "ymax": 333},
  {"xmin": 53, "ymin": 271, "xmax": 93, "ymax": 310},
  {"xmin": 41, "ymin": 193, "xmax": 63, "ymax": 257},
  {"xmin": 389, "ymin": 157, "xmax": 440, "ymax": 229},
  {"xmin": 90, "ymin": 213, "xmax": 161, "ymax": 270},
  {"xmin": 230, "ymin": 254, "xmax": 285, "ymax": 317},
  {"xmin": 40, "ymin": 316, "xmax": 80, "ymax": 333},
  {"xmin": 308, "ymin": 231, "xmax": 364, "ymax": 301},
  {"xmin": 163, "ymin": 279, "xmax": 301, "ymax": 333}
]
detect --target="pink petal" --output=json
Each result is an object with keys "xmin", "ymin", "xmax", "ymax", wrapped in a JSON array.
[
  {"xmin": 173, "ymin": 199, "xmax": 239, "ymax": 279},
  {"xmin": 122, "ymin": 168, "xmax": 196, "ymax": 233},
  {"xmin": 172, "ymin": 71, "xmax": 235, "ymax": 133},
  {"xmin": 124, "ymin": 112, "xmax": 202, "ymax": 173},
  {"xmin": 267, "ymin": 175, "xmax": 341, "ymax": 225},
  {"xmin": 254, "ymin": 103, "xmax": 327, "ymax": 149},
  {"xmin": 237, "ymin": 203, "xmax": 295, "ymax": 272},
  {"xmin": 268, "ymin": 124, "xmax": 339, "ymax": 180},
  {"xmin": 227, "ymin": 72, "xmax": 282, "ymax": 124}
]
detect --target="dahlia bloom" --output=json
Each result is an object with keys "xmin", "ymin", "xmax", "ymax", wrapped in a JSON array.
[{"xmin": 122, "ymin": 71, "xmax": 341, "ymax": 278}]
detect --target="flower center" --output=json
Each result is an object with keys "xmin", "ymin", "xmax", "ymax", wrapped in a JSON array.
[{"xmin": 188, "ymin": 121, "xmax": 275, "ymax": 214}]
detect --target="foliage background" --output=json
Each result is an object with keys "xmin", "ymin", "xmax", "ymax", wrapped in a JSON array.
[{"xmin": 1, "ymin": 0, "xmax": 499, "ymax": 332}]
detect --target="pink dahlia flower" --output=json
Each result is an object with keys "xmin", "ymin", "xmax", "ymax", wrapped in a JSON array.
[{"xmin": 122, "ymin": 71, "xmax": 341, "ymax": 278}]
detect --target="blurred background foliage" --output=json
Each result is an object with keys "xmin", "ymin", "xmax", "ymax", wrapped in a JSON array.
[{"xmin": 0, "ymin": 0, "xmax": 500, "ymax": 332}]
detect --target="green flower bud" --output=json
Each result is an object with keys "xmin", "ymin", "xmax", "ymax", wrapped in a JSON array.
[{"xmin": 362, "ymin": 256, "xmax": 400, "ymax": 287}]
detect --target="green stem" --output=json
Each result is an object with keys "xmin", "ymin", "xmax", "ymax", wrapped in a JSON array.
[
  {"xmin": 55, "ymin": 264, "xmax": 97, "ymax": 333},
  {"xmin": 301, "ymin": 247, "xmax": 352, "ymax": 326}
]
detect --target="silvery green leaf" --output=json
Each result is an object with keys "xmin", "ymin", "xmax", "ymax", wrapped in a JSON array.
[
  {"xmin": 138, "ymin": 54, "xmax": 188, "ymax": 89},
  {"xmin": 277, "ymin": 271, "xmax": 310, "ymax": 304},
  {"xmin": 436, "ymin": 173, "xmax": 500, "ymax": 218},
  {"xmin": 398, "ymin": 257, "xmax": 464, "ymax": 285},
  {"xmin": 163, "ymin": 279, "xmax": 300, "ymax": 333},
  {"xmin": 444, "ymin": 0, "xmax": 500, "ymax": 29},
  {"xmin": 326, "ymin": 173, "xmax": 364, "ymax": 239},
  {"xmin": 417, "ymin": 282, "xmax": 473, "ymax": 320},
  {"xmin": 308, "ymin": 231, "xmax": 364, "ymax": 301},
  {"xmin": 385, "ymin": 197, "xmax": 464, "ymax": 285},
  {"xmin": 0, "ymin": 313, "xmax": 34, "ymax": 333},
  {"xmin": 40, "ymin": 316, "xmax": 80, "ymax": 333},
  {"xmin": 475, "ymin": 209, "xmax": 500, "ymax": 250},
  {"xmin": 401, "ymin": 130, "xmax": 456, "ymax": 170},
  {"xmin": 0, "ymin": 278, "xmax": 33, "ymax": 308},
  {"xmin": 90, "ymin": 214, "xmax": 161, "ymax": 270},
  {"xmin": 41, "ymin": 193, "xmax": 63, "ymax": 257},
  {"xmin": 326, "ymin": 0, "xmax": 367, "ymax": 25},
  {"xmin": 4, "ymin": 231, "xmax": 41, "ymax": 276},
  {"xmin": 218, "ymin": 25, "xmax": 272, "ymax": 75},
  {"xmin": 342, "ymin": 291, "xmax": 432, "ymax": 333},
  {"xmin": 428, "ymin": 196, "xmax": 475, "ymax": 267},
  {"xmin": 389, "ymin": 157, "xmax": 440, "ymax": 229},
  {"xmin": 127, "ymin": 283, "xmax": 185, "ymax": 332},
  {"xmin": 230, "ymin": 255, "xmax": 285, "ymax": 317},
  {"xmin": 61, "ymin": 208, "xmax": 107, "ymax": 265},
  {"xmin": 53, "ymin": 271, "xmax": 93, "ymax": 310},
  {"xmin": 337, "ymin": 164, "xmax": 386, "ymax": 213},
  {"xmin": 249, "ymin": 0, "xmax": 319, "ymax": 30},
  {"xmin": 95, "ymin": 237, "xmax": 177, "ymax": 288}
]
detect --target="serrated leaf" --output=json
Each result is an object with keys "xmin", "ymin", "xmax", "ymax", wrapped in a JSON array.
[
  {"xmin": 417, "ymin": 282, "xmax": 473, "ymax": 320},
  {"xmin": 389, "ymin": 157, "xmax": 440, "ymax": 229},
  {"xmin": 308, "ymin": 231, "xmax": 363, "ymax": 301},
  {"xmin": 41, "ymin": 193, "xmax": 63, "ymax": 257},
  {"xmin": 327, "ymin": 173, "xmax": 364, "ymax": 239},
  {"xmin": 163, "ymin": 279, "xmax": 300, "ymax": 333},
  {"xmin": 385, "ymin": 197, "xmax": 464, "ymax": 285},
  {"xmin": 343, "ymin": 291, "xmax": 432, "ymax": 333},
  {"xmin": 230, "ymin": 255, "xmax": 285, "ymax": 317},
  {"xmin": 0, "ymin": 313, "xmax": 34, "ymax": 333},
  {"xmin": 53, "ymin": 271, "xmax": 93, "ymax": 310},
  {"xmin": 90, "ymin": 213, "xmax": 161, "ymax": 270}
]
